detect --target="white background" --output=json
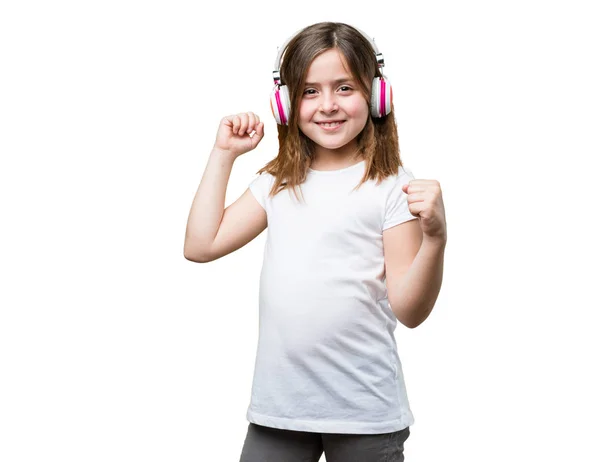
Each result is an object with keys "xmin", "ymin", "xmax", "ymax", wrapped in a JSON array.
[{"xmin": 1, "ymin": 1, "xmax": 599, "ymax": 461}]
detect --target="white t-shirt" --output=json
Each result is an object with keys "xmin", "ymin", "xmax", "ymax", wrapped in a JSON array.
[{"xmin": 246, "ymin": 159, "xmax": 417, "ymax": 434}]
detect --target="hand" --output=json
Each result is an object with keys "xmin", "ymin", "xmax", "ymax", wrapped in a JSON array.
[
  {"xmin": 214, "ymin": 111, "xmax": 265, "ymax": 158},
  {"xmin": 402, "ymin": 179, "xmax": 447, "ymax": 243}
]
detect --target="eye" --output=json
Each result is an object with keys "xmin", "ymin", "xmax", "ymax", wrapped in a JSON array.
[{"xmin": 302, "ymin": 86, "xmax": 353, "ymax": 95}]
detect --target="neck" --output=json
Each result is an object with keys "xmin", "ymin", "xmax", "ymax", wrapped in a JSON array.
[{"xmin": 310, "ymin": 144, "xmax": 363, "ymax": 170}]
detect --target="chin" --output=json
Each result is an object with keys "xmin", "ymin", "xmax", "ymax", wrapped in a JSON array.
[{"xmin": 319, "ymin": 141, "xmax": 348, "ymax": 150}]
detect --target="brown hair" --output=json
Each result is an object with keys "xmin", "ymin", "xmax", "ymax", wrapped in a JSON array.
[{"xmin": 256, "ymin": 21, "xmax": 407, "ymax": 203}]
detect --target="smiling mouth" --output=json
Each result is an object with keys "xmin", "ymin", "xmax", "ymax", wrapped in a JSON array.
[{"xmin": 316, "ymin": 121, "xmax": 346, "ymax": 127}]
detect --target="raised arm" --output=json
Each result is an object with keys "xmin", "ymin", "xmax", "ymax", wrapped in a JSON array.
[
  {"xmin": 184, "ymin": 147, "xmax": 236, "ymax": 261},
  {"xmin": 183, "ymin": 112, "xmax": 265, "ymax": 262}
]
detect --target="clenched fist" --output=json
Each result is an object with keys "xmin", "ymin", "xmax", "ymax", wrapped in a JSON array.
[
  {"xmin": 402, "ymin": 180, "xmax": 447, "ymax": 243},
  {"xmin": 214, "ymin": 111, "xmax": 265, "ymax": 158}
]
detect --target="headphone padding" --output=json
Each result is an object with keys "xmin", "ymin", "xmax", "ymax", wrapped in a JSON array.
[
  {"xmin": 270, "ymin": 84, "xmax": 291, "ymax": 125},
  {"xmin": 371, "ymin": 75, "xmax": 393, "ymax": 118}
]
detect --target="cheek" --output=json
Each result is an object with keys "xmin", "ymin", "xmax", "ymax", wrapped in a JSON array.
[
  {"xmin": 298, "ymin": 103, "xmax": 316, "ymax": 123},
  {"xmin": 298, "ymin": 99, "xmax": 314, "ymax": 114},
  {"xmin": 347, "ymin": 97, "xmax": 369, "ymax": 117}
]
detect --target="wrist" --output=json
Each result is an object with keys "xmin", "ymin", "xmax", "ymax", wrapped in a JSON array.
[
  {"xmin": 211, "ymin": 146, "xmax": 238, "ymax": 162},
  {"xmin": 423, "ymin": 233, "xmax": 447, "ymax": 248}
]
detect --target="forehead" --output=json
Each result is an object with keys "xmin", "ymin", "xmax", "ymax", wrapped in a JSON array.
[{"xmin": 304, "ymin": 49, "xmax": 354, "ymax": 84}]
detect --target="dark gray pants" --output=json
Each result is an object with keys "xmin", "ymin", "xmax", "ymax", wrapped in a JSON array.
[{"xmin": 239, "ymin": 422, "xmax": 410, "ymax": 462}]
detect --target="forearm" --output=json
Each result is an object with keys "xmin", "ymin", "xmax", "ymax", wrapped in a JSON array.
[
  {"xmin": 391, "ymin": 236, "xmax": 446, "ymax": 328},
  {"xmin": 183, "ymin": 148, "xmax": 237, "ymax": 259}
]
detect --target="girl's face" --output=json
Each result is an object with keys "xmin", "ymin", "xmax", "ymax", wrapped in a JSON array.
[{"xmin": 297, "ymin": 48, "xmax": 369, "ymax": 159}]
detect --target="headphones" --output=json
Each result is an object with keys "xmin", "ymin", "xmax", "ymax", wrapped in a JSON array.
[{"xmin": 270, "ymin": 26, "xmax": 393, "ymax": 126}]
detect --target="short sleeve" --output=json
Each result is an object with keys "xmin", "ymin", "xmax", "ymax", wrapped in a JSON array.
[
  {"xmin": 248, "ymin": 172, "xmax": 271, "ymax": 211},
  {"xmin": 382, "ymin": 167, "xmax": 418, "ymax": 231}
]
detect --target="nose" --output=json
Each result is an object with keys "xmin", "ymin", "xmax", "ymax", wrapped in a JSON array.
[{"xmin": 319, "ymin": 91, "xmax": 338, "ymax": 113}]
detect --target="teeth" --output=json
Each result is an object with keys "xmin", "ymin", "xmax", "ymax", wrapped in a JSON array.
[{"xmin": 319, "ymin": 122, "xmax": 342, "ymax": 127}]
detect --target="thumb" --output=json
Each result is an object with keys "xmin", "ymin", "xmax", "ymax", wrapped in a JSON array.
[{"xmin": 250, "ymin": 122, "xmax": 265, "ymax": 148}]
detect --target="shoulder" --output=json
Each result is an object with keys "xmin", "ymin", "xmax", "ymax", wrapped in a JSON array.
[
  {"xmin": 394, "ymin": 165, "xmax": 416, "ymax": 182},
  {"xmin": 249, "ymin": 171, "xmax": 276, "ymax": 187},
  {"xmin": 380, "ymin": 166, "xmax": 416, "ymax": 196},
  {"xmin": 248, "ymin": 171, "xmax": 278, "ymax": 206}
]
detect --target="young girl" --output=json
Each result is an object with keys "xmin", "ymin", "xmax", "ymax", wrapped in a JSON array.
[{"xmin": 184, "ymin": 21, "xmax": 447, "ymax": 462}]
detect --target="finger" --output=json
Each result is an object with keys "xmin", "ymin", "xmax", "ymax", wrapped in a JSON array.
[
  {"xmin": 232, "ymin": 115, "xmax": 240, "ymax": 134},
  {"xmin": 247, "ymin": 112, "xmax": 256, "ymax": 133},
  {"xmin": 407, "ymin": 180, "xmax": 436, "ymax": 191},
  {"xmin": 406, "ymin": 193, "xmax": 426, "ymax": 203},
  {"xmin": 408, "ymin": 202, "xmax": 425, "ymax": 216},
  {"xmin": 237, "ymin": 113, "xmax": 249, "ymax": 136},
  {"xmin": 251, "ymin": 122, "xmax": 264, "ymax": 147},
  {"xmin": 405, "ymin": 182, "xmax": 427, "ymax": 193},
  {"xmin": 223, "ymin": 114, "xmax": 236, "ymax": 129}
]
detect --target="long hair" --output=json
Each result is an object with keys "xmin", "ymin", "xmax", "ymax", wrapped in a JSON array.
[{"xmin": 256, "ymin": 22, "xmax": 406, "ymax": 203}]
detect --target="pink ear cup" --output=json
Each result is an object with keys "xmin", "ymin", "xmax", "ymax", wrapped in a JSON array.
[
  {"xmin": 370, "ymin": 75, "xmax": 393, "ymax": 118},
  {"xmin": 270, "ymin": 84, "xmax": 291, "ymax": 125}
]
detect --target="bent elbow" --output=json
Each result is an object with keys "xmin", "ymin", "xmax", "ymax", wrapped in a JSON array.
[{"xmin": 183, "ymin": 250, "xmax": 212, "ymax": 263}]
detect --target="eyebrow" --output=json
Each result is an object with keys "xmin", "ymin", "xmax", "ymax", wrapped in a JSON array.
[{"xmin": 303, "ymin": 77, "xmax": 354, "ymax": 86}]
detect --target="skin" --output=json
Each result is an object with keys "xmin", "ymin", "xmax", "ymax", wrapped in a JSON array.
[{"xmin": 297, "ymin": 48, "xmax": 370, "ymax": 171}]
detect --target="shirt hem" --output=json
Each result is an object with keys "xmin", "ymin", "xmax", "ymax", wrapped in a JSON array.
[
  {"xmin": 246, "ymin": 408, "xmax": 415, "ymax": 434},
  {"xmin": 382, "ymin": 214, "xmax": 418, "ymax": 231}
]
